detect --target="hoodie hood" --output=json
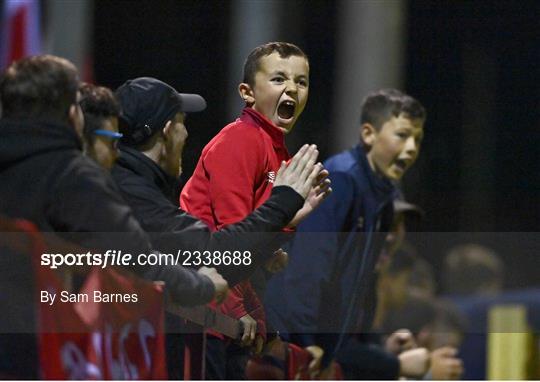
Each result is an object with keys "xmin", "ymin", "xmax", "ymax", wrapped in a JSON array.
[
  {"xmin": 0, "ymin": 119, "xmax": 82, "ymax": 170},
  {"xmin": 115, "ymin": 145, "xmax": 178, "ymax": 203}
]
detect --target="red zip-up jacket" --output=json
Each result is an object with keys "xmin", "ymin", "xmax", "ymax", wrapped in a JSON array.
[{"xmin": 181, "ymin": 107, "xmax": 290, "ymax": 338}]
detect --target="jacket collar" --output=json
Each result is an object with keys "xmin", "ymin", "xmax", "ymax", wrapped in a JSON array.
[
  {"xmin": 116, "ymin": 145, "xmax": 177, "ymax": 200},
  {"xmin": 353, "ymin": 144, "xmax": 396, "ymax": 202},
  {"xmin": 240, "ymin": 107, "xmax": 286, "ymax": 149}
]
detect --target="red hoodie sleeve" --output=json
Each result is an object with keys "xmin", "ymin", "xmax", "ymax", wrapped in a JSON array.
[
  {"xmin": 219, "ymin": 283, "xmax": 248, "ymax": 319},
  {"xmin": 202, "ymin": 126, "xmax": 266, "ymax": 229},
  {"xmin": 218, "ymin": 282, "xmax": 266, "ymax": 339}
]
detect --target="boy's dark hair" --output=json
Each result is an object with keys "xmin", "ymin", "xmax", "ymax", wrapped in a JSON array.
[
  {"xmin": 243, "ymin": 42, "xmax": 308, "ymax": 87},
  {"xmin": 360, "ymin": 88, "xmax": 426, "ymax": 130},
  {"xmin": 79, "ymin": 83, "xmax": 120, "ymax": 144},
  {"xmin": 383, "ymin": 296, "xmax": 467, "ymax": 339},
  {"xmin": 383, "ymin": 295, "xmax": 437, "ymax": 335},
  {"xmin": 0, "ymin": 55, "xmax": 78, "ymax": 122}
]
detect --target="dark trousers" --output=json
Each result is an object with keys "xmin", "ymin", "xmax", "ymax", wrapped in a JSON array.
[
  {"xmin": 206, "ymin": 336, "xmax": 249, "ymax": 380},
  {"xmin": 165, "ymin": 313, "xmax": 185, "ymax": 379}
]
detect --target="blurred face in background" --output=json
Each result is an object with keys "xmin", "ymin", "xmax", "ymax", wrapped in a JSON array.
[
  {"xmin": 379, "ymin": 269, "xmax": 411, "ymax": 309},
  {"xmin": 87, "ymin": 117, "xmax": 121, "ymax": 170},
  {"xmin": 362, "ymin": 115, "xmax": 424, "ymax": 180}
]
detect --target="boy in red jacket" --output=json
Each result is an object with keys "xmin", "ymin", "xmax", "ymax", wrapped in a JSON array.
[{"xmin": 181, "ymin": 42, "xmax": 329, "ymax": 378}]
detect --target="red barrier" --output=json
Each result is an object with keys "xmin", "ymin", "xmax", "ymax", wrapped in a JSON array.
[
  {"xmin": 1, "ymin": 217, "xmax": 168, "ymax": 380},
  {"xmin": 36, "ymin": 265, "xmax": 167, "ymax": 379},
  {"xmin": 2, "ymin": 216, "xmax": 341, "ymax": 380}
]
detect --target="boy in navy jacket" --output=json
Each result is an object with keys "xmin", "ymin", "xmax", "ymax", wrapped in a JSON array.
[{"xmin": 265, "ymin": 89, "xmax": 427, "ymax": 379}]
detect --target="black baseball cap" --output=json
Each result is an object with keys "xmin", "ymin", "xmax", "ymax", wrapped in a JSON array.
[{"xmin": 115, "ymin": 77, "xmax": 206, "ymax": 145}]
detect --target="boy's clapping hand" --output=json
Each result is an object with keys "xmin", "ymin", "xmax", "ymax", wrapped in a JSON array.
[
  {"xmin": 274, "ymin": 144, "xmax": 319, "ymax": 198},
  {"xmin": 273, "ymin": 144, "xmax": 332, "ymax": 227}
]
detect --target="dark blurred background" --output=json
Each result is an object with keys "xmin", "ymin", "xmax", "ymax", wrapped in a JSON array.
[
  {"xmin": 2, "ymin": 0, "xmax": 539, "ymax": 286},
  {"xmin": 90, "ymin": 0, "xmax": 539, "ymax": 231}
]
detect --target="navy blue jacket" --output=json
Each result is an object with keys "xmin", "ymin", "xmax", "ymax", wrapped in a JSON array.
[{"xmin": 265, "ymin": 144, "xmax": 396, "ymax": 366}]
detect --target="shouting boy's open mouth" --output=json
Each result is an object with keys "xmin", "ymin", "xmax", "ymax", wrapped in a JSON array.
[
  {"xmin": 277, "ymin": 100, "xmax": 296, "ymax": 123},
  {"xmin": 394, "ymin": 158, "xmax": 408, "ymax": 171},
  {"xmin": 391, "ymin": 158, "xmax": 412, "ymax": 177}
]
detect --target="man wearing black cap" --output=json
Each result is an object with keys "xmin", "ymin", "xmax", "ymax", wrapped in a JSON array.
[{"xmin": 112, "ymin": 77, "xmax": 326, "ymax": 285}]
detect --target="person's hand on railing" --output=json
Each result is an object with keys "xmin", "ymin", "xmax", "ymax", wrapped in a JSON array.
[
  {"xmin": 429, "ymin": 347, "xmax": 464, "ymax": 380},
  {"xmin": 385, "ymin": 329, "xmax": 417, "ymax": 355},
  {"xmin": 398, "ymin": 347, "xmax": 430, "ymax": 378},
  {"xmin": 197, "ymin": 266, "xmax": 228, "ymax": 304},
  {"xmin": 239, "ymin": 314, "xmax": 257, "ymax": 347},
  {"xmin": 254, "ymin": 334, "xmax": 264, "ymax": 355},
  {"xmin": 264, "ymin": 248, "xmax": 288, "ymax": 273},
  {"xmin": 305, "ymin": 345, "xmax": 324, "ymax": 379}
]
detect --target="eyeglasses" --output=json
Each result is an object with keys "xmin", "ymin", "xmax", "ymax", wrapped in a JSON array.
[{"xmin": 93, "ymin": 129, "xmax": 123, "ymax": 150}]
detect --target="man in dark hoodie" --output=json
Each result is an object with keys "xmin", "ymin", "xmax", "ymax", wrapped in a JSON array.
[{"xmin": 0, "ymin": 55, "xmax": 227, "ymax": 305}]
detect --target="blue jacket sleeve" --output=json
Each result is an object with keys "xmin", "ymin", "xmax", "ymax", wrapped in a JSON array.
[
  {"xmin": 335, "ymin": 337, "xmax": 400, "ymax": 380},
  {"xmin": 281, "ymin": 171, "xmax": 355, "ymax": 347}
]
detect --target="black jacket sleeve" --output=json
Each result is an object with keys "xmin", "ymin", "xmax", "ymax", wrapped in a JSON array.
[
  {"xmin": 114, "ymin": 168, "xmax": 303, "ymax": 285},
  {"xmin": 46, "ymin": 157, "xmax": 215, "ymax": 306}
]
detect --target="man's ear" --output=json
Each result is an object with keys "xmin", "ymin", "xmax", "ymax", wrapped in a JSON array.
[
  {"xmin": 360, "ymin": 123, "xmax": 377, "ymax": 148},
  {"xmin": 238, "ymin": 83, "xmax": 255, "ymax": 105},
  {"xmin": 68, "ymin": 103, "xmax": 84, "ymax": 139},
  {"xmin": 157, "ymin": 121, "xmax": 173, "ymax": 161},
  {"xmin": 162, "ymin": 120, "xmax": 173, "ymax": 140}
]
